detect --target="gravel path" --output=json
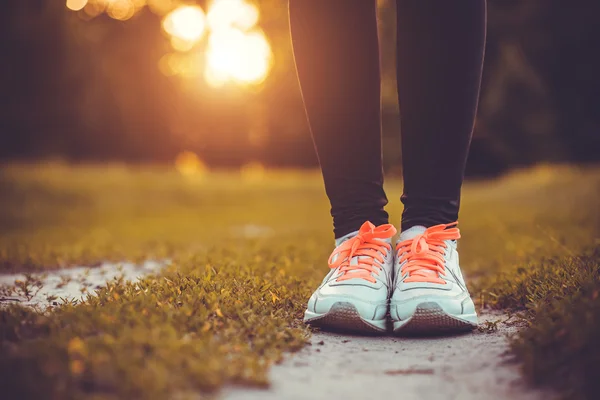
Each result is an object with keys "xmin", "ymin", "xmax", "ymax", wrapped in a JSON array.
[{"xmin": 225, "ymin": 312, "xmax": 553, "ymax": 400}]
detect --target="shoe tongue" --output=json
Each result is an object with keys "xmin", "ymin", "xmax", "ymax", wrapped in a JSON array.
[
  {"xmin": 399, "ymin": 225, "xmax": 427, "ymax": 241},
  {"xmin": 344, "ymin": 249, "xmax": 386, "ymax": 277},
  {"xmin": 347, "ymin": 256, "xmax": 363, "ymax": 271},
  {"xmin": 335, "ymin": 230, "xmax": 359, "ymax": 247}
]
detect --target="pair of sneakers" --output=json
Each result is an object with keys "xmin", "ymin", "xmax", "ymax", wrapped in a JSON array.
[{"xmin": 304, "ymin": 221, "xmax": 478, "ymax": 334}]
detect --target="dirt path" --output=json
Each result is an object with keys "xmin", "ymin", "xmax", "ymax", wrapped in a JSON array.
[
  {"xmin": 1, "ymin": 265, "xmax": 553, "ymax": 400},
  {"xmin": 225, "ymin": 312, "xmax": 552, "ymax": 400}
]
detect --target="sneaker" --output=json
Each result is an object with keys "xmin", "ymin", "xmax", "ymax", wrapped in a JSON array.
[
  {"xmin": 390, "ymin": 222, "xmax": 478, "ymax": 334},
  {"xmin": 304, "ymin": 221, "xmax": 397, "ymax": 334}
]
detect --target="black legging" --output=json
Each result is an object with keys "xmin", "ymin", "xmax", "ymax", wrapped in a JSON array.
[{"xmin": 290, "ymin": 0, "xmax": 486, "ymax": 238}]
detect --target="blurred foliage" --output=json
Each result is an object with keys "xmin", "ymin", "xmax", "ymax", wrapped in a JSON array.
[{"xmin": 0, "ymin": 0, "xmax": 599, "ymax": 173}]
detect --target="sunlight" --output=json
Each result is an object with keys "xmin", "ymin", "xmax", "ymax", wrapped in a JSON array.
[
  {"xmin": 206, "ymin": 0, "xmax": 260, "ymax": 32},
  {"xmin": 67, "ymin": 0, "xmax": 273, "ymax": 86},
  {"xmin": 205, "ymin": 28, "xmax": 272, "ymax": 86},
  {"xmin": 162, "ymin": 5, "xmax": 207, "ymax": 48},
  {"xmin": 161, "ymin": 0, "xmax": 271, "ymax": 86}
]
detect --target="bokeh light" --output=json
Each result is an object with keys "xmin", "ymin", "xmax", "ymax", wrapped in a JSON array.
[
  {"xmin": 159, "ymin": 52, "xmax": 202, "ymax": 78},
  {"xmin": 159, "ymin": 0, "xmax": 272, "ymax": 86},
  {"xmin": 147, "ymin": 0, "xmax": 178, "ymax": 16},
  {"xmin": 206, "ymin": 0, "xmax": 260, "ymax": 32},
  {"xmin": 83, "ymin": 0, "xmax": 106, "ymax": 18},
  {"xmin": 175, "ymin": 151, "xmax": 208, "ymax": 178},
  {"xmin": 67, "ymin": 0, "xmax": 273, "ymax": 86},
  {"xmin": 106, "ymin": 0, "xmax": 136, "ymax": 21},
  {"xmin": 72, "ymin": 0, "xmax": 141, "ymax": 20},
  {"xmin": 66, "ymin": 0, "xmax": 88, "ymax": 11},
  {"xmin": 170, "ymin": 36, "xmax": 196, "ymax": 52},
  {"xmin": 162, "ymin": 6, "xmax": 206, "ymax": 49},
  {"xmin": 205, "ymin": 29, "xmax": 271, "ymax": 86}
]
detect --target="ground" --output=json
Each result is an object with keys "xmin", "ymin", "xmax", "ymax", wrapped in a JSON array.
[{"xmin": 0, "ymin": 163, "xmax": 599, "ymax": 399}]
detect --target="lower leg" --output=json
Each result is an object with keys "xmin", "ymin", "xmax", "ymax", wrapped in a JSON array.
[
  {"xmin": 396, "ymin": 0, "xmax": 487, "ymax": 231},
  {"xmin": 289, "ymin": 0, "xmax": 388, "ymax": 238}
]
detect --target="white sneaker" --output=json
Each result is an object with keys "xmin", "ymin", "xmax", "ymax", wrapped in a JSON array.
[
  {"xmin": 304, "ymin": 221, "xmax": 397, "ymax": 334},
  {"xmin": 390, "ymin": 222, "xmax": 478, "ymax": 334}
]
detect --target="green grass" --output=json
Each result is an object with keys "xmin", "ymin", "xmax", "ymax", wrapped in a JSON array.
[
  {"xmin": 507, "ymin": 249, "xmax": 600, "ymax": 399},
  {"xmin": 0, "ymin": 163, "xmax": 599, "ymax": 399}
]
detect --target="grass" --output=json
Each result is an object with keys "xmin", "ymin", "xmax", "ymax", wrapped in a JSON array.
[
  {"xmin": 0, "ymin": 163, "xmax": 599, "ymax": 399},
  {"xmin": 507, "ymin": 249, "xmax": 600, "ymax": 399}
]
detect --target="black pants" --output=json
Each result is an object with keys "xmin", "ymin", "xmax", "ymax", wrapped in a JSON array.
[{"xmin": 290, "ymin": 0, "xmax": 486, "ymax": 238}]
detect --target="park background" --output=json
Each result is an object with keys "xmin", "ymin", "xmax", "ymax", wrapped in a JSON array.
[
  {"xmin": 1, "ymin": 0, "xmax": 599, "ymax": 172},
  {"xmin": 1, "ymin": 1, "xmax": 600, "ymax": 399}
]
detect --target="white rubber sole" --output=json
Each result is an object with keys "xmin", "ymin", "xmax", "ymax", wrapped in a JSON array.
[
  {"xmin": 304, "ymin": 302, "xmax": 387, "ymax": 334},
  {"xmin": 392, "ymin": 301, "xmax": 478, "ymax": 335}
]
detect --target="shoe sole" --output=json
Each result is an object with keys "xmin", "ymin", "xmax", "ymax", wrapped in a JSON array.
[
  {"xmin": 304, "ymin": 302, "xmax": 387, "ymax": 334},
  {"xmin": 392, "ymin": 301, "xmax": 477, "ymax": 335}
]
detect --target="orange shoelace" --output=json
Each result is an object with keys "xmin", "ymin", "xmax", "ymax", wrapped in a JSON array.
[
  {"xmin": 328, "ymin": 221, "xmax": 397, "ymax": 283},
  {"xmin": 396, "ymin": 222, "xmax": 461, "ymax": 284}
]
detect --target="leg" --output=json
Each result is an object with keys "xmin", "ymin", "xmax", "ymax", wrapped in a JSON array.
[
  {"xmin": 396, "ymin": 0, "xmax": 486, "ymax": 231},
  {"xmin": 291, "ymin": 1, "xmax": 396, "ymax": 334},
  {"xmin": 289, "ymin": 0, "xmax": 388, "ymax": 239},
  {"xmin": 391, "ymin": 0, "xmax": 486, "ymax": 334}
]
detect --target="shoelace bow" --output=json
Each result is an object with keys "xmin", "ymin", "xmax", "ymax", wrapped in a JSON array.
[
  {"xmin": 328, "ymin": 221, "xmax": 397, "ymax": 283},
  {"xmin": 396, "ymin": 222, "xmax": 461, "ymax": 284}
]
